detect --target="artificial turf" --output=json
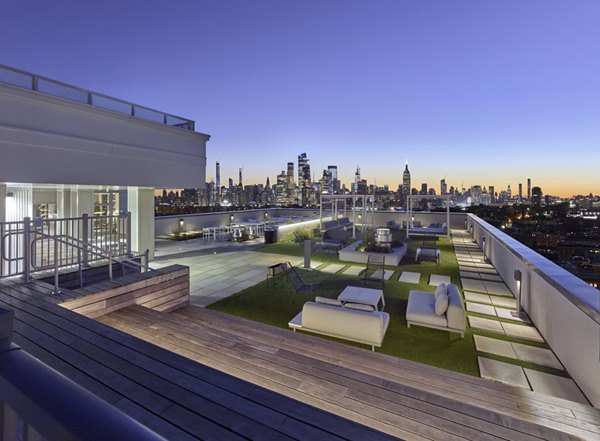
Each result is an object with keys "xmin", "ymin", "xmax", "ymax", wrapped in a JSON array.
[{"xmin": 209, "ymin": 235, "xmax": 482, "ymax": 377}]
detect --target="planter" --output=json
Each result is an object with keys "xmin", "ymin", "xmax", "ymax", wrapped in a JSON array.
[{"xmin": 338, "ymin": 240, "xmax": 407, "ymax": 265}]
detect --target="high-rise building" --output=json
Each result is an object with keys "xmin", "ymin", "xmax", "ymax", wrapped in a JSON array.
[
  {"xmin": 440, "ymin": 178, "xmax": 447, "ymax": 195},
  {"xmin": 507, "ymin": 184, "xmax": 512, "ymax": 201},
  {"xmin": 527, "ymin": 178, "xmax": 531, "ymax": 200},
  {"xmin": 328, "ymin": 165, "xmax": 339, "ymax": 194},
  {"xmin": 286, "ymin": 162, "xmax": 295, "ymax": 204},
  {"xmin": 532, "ymin": 186, "xmax": 543, "ymax": 208},
  {"xmin": 215, "ymin": 161, "xmax": 221, "ymax": 206},
  {"xmin": 402, "ymin": 163, "xmax": 411, "ymax": 207},
  {"xmin": 353, "ymin": 166, "xmax": 361, "ymax": 194},
  {"xmin": 488, "ymin": 185, "xmax": 495, "ymax": 203},
  {"xmin": 518, "ymin": 183, "xmax": 522, "ymax": 202},
  {"xmin": 420, "ymin": 183, "xmax": 428, "ymax": 195},
  {"xmin": 275, "ymin": 170, "xmax": 288, "ymax": 206},
  {"xmin": 238, "ymin": 168, "xmax": 243, "ymax": 187},
  {"xmin": 471, "ymin": 185, "xmax": 482, "ymax": 205},
  {"xmin": 298, "ymin": 153, "xmax": 311, "ymax": 206}
]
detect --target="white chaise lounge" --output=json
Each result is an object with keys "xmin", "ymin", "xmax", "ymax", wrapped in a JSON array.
[
  {"xmin": 406, "ymin": 283, "xmax": 465, "ymax": 337},
  {"xmin": 288, "ymin": 299, "xmax": 390, "ymax": 351}
]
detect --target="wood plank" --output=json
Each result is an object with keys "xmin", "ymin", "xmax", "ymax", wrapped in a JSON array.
[
  {"xmin": 0, "ymin": 281, "xmax": 391, "ymax": 441},
  {"xmin": 105, "ymin": 307, "xmax": 560, "ymax": 441},
  {"xmin": 170, "ymin": 306, "xmax": 600, "ymax": 439},
  {"xmin": 178, "ymin": 306, "xmax": 593, "ymax": 416}
]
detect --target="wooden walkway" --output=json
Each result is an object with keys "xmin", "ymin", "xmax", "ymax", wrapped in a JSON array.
[
  {"xmin": 99, "ymin": 305, "xmax": 600, "ymax": 441},
  {"xmin": 0, "ymin": 278, "xmax": 396, "ymax": 441}
]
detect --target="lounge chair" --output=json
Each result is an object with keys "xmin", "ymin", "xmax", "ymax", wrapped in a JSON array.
[
  {"xmin": 358, "ymin": 254, "xmax": 386, "ymax": 288},
  {"xmin": 283, "ymin": 263, "xmax": 321, "ymax": 301}
]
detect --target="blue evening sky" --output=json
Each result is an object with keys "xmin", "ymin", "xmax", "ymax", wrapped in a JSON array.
[{"xmin": 2, "ymin": 1, "xmax": 599, "ymax": 196}]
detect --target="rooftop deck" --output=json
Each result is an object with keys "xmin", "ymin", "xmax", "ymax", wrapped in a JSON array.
[
  {"xmin": 0, "ymin": 278, "xmax": 394, "ymax": 440},
  {"xmin": 98, "ymin": 303, "xmax": 600, "ymax": 440}
]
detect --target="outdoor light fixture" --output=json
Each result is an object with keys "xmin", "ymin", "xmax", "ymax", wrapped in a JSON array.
[
  {"xmin": 264, "ymin": 212, "xmax": 268, "ymax": 219},
  {"xmin": 179, "ymin": 219, "xmax": 184, "ymax": 227},
  {"xmin": 513, "ymin": 269, "xmax": 524, "ymax": 318}
]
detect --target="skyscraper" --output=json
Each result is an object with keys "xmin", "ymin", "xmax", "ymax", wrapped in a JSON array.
[
  {"xmin": 297, "ymin": 153, "xmax": 311, "ymax": 206},
  {"xmin": 402, "ymin": 163, "xmax": 411, "ymax": 207},
  {"xmin": 532, "ymin": 186, "xmax": 543, "ymax": 208},
  {"xmin": 527, "ymin": 178, "xmax": 531, "ymax": 200},
  {"xmin": 286, "ymin": 162, "xmax": 295, "ymax": 204},
  {"xmin": 353, "ymin": 166, "xmax": 361, "ymax": 194},
  {"xmin": 215, "ymin": 161, "xmax": 221, "ymax": 205},
  {"xmin": 518, "ymin": 183, "xmax": 522, "ymax": 202},
  {"xmin": 238, "ymin": 168, "xmax": 243, "ymax": 187},
  {"xmin": 420, "ymin": 183, "xmax": 428, "ymax": 195},
  {"xmin": 440, "ymin": 178, "xmax": 447, "ymax": 195},
  {"xmin": 328, "ymin": 165, "xmax": 338, "ymax": 194}
]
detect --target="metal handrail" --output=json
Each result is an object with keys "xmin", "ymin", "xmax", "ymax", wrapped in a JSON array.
[
  {"xmin": 0, "ymin": 64, "xmax": 195, "ymax": 131},
  {"xmin": 31, "ymin": 232, "xmax": 153, "ymax": 295},
  {"xmin": 1, "ymin": 230, "xmax": 24, "ymax": 263}
]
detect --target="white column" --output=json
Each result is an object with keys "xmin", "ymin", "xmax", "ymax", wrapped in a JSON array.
[
  {"xmin": 128, "ymin": 187, "xmax": 155, "ymax": 260},
  {"xmin": 0, "ymin": 184, "xmax": 6, "ymax": 222}
]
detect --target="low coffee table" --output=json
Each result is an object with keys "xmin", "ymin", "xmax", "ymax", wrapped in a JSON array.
[{"xmin": 337, "ymin": 286, "xmax": 385, "ymax": 311}]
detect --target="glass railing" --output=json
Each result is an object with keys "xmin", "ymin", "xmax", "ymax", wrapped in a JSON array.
[{"xmin": 0, "ymin": 64, "xmax": 195, "ymax": 131}]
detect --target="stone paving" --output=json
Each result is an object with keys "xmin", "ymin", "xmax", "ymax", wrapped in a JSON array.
[
  {"xmin": 429, "ymin": 274, "xmax": 451, "ymax": 286},
  {"xmin": 398, "ymin": 271, "xmax": 421, "ymax": 284},
  {"xmin": 153, "ymin": 238, "xmax": 302, "ymax": 307},
  {"xmin": 452, "ymin": 229, "xmax": 587, "ymax": 405},
  {"xmin": 342, "ymin": 266, "xmax": 364, "ymax": 276}
]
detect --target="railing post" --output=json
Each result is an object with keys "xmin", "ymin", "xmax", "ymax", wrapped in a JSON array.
[
  {"xmin": 126, "ymin": 212, "xmax": 132, "ymax": 257},
  {"xmin": 108, "ymin": 250, "xmax": 113, "ymax": 281},
  {"xmin": 144, "ymin": 249, "xmax": 149, "ymax": 272},
  {"xmin": 22, "ymin": 217, "xmax": 31, "ymax": 282},
  {"xmin": 52, "ymin": 240, "xmax": 61, "ymax": 296},
  {"xmin": 82, "ymin": 214, "xmax": 89, "ymax": 267}
]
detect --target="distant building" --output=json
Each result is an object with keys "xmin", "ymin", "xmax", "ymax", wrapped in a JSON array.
[
  {"xmin": 298, "ymin": 153, "xmax": 311, "ymax": 206},
  {"xmin": 532, "ymin": 186, "xmax": 543, "ymax": 208},
  {"xmin": 420, "ymin": 183, "xmax": 428, "ymax": 195},
  {"xmin": 440, "ymin": 178, "xmax": 447, "ymax": 195},
  {"xmin": 518, "ymin": 183, "xmax": 523, "ymax": 202},
  {"xmin": 401, "ymin": 163, "xmax": 411, "ymax": 207},
  {"xmin": 527, "ymin": 178, "xmax": 532, "ymax": 200}
]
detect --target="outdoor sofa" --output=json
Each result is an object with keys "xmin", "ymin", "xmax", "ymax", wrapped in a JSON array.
[
  {"xmin": 406, "ymin": 283, "xmax": 465, "ymax": 337},
  {"xmin": 288, "ymin": 299, "xmax": 390, "ymax": 351}
]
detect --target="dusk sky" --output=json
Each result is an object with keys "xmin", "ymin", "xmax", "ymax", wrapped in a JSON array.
[{"xmin": 2, "ymin": 1, "xmax": 599, "ymax": 197}]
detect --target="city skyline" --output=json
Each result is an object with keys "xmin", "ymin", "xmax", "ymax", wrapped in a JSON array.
[{"xmin": 2, "ymin": 1, "xmax": 599, "ymax": 197}]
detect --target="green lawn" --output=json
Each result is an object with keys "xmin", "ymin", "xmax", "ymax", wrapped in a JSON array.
[{"xmin": 209, "ymin": 236, "xmax": 482, "ymax": 376}]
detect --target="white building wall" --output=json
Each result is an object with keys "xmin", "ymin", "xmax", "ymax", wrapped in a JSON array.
[{"xmin": 0, "ymin": 83, "xmax": 208, "ymax": 188}]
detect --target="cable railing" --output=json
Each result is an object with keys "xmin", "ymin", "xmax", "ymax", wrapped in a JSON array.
[{"xmin": 0, "ymin": 64, "xmax": 195, "ymax": 131}]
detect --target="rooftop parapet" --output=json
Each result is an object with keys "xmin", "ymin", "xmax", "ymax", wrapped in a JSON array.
[{"xmin": 0, "ymin": 64, "xmax": 195, "ymax": 131}]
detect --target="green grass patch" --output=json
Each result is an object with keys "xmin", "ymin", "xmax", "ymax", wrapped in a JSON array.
[{"xmin": 210, "ymin": 237, "xmax": 482, "ymax": 376}]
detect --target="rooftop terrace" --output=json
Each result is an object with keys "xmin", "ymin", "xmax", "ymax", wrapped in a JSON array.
[{"xmin": 1, "ymin": 210, "xmax": 599, "ymax": 440}]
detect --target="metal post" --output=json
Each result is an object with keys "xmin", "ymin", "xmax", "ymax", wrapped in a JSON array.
[
  {"xmin": 144, "ymin": 249, "xmax": 149, "ymax": 272},
  {"xmin": 22, "ymin": 217, "xmax": 31, "ymax": 282},
  {"xmin": 78, "ymin": 249, "xmax": 83, "ymax": 288},
  {"xmin": 108, "ymin": 250, "xmax": 113, "ymax": 281},
  {"xmin": 126, "ymin": 212, "xmax": 132, "ymax": 257},
  {"xmin": 52, "ymin": 239, "xmax": 61, "ymax": 295},
  {"xmin": 82, "ymin": 214, "xmax": 89, "ymax": 267},
  {"xmin": 319, "ymin": 195, "xmax": 323, "ymax": 230}
]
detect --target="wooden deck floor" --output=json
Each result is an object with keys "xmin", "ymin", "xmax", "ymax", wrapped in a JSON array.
[
  {"xmin": 0, "ymin": 278, "xmax": 396, "ymax": 441},
  {"xmin": 98, "ymin": 305, "xmax": 600, "ymax": 441}
]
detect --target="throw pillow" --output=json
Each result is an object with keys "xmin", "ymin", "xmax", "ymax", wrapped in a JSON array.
[
  {"xmin": 344, "ymin": 302, "xmax": 375, "ymax": 312},
  {"xmin": 434, "ymin": 283, "xmax": 447, "ymax": 300},
  {"xmin": 435, "ymin": 292, "xmax": 449, "ymax": 316},
  {"xmin": 315, "ymin": 296, "xmax": 342, "ymax": 307}
]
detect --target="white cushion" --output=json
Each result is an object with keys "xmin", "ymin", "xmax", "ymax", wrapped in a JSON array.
[
  {"xmin": 434, "ymin": 283, "xmax": 447, "ymax": 300},
  {"xmin": 344, "ymin": 302, "xmax": 375, "ymax": 312},
  {"xmin": 315, "ymin": 296, "xmax": 342, "ymax": 307},
  {"xmin": 435, "ymin": 292, "xmax": 449, "ymax": 316},
  {"xmin": 406, "ymin": 292, "xmax": 447, "ymax": 327}
]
